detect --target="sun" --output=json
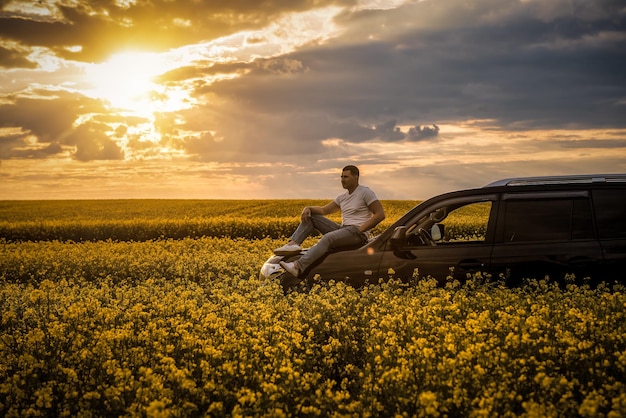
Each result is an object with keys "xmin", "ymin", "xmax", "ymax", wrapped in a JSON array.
[{"xmin": 84, "ymin": 50, "xmax": 189, "ymax": 117}]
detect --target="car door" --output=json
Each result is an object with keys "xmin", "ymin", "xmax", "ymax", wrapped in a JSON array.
[
  {"xmin": 307, "ymin": 245, "xmax": 386, "ymax": 288},
  {"xmin": 489, "ymin": 191, "xmax": 603, "ymax": 284},
  {"xmin": 379, "ymin": 194, "xmax": 498, "ymax": 284},
  {"xmin": 592, "ymin": 187, "xmax": 626, "ymax": 278}
]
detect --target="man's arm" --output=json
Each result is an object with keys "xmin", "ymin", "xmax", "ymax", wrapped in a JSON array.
[
  {"xmin": 301, "ymin": 201, "xmax": 340, "ymax": 221},
  {"xmin": 357, "ymin": 200, "xmax": 386, "ymax": 233}
]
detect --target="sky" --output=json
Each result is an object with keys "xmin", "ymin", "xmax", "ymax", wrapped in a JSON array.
[{"xmin": 0, "ymin": 0, "xmax": 625, "ymax": 200}]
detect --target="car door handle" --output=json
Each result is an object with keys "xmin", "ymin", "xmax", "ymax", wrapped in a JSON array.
[
  {"xmin": 458, "ymin": 259, "xmax": 485, "ymax": 270},
  {"xmin": 568, "ymin": 256, "xmax": 598, "ymax": 267}
]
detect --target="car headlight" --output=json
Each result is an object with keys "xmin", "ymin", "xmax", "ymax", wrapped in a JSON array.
[{"xmin": 259, "ymin": 261, "xmax": 283, "ymax": 280}]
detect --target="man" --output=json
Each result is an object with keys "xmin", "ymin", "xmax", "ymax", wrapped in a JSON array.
[{"xmin": 276, "ymin": 165, "xmax": 385, "ymax": 278}]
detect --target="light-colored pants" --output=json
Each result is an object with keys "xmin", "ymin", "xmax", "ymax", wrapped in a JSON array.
[{"xmin": 291, "ymin": 214, "xmax": 368, "ymax": 271}]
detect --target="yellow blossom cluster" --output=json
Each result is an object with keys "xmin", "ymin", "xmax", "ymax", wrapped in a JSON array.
[
  {"xmin": 0, "ymin": 200, "xmax": 418, "ymax": 242},
  {"xmin": 1, "ymin": 236, "xmax": 625, "ymax": 416},
  {"xmin": 1, "ymin": 200, "xmax": 624, "ymax": 415}
]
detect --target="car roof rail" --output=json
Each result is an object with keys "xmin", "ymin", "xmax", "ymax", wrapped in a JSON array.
[{"xmin": 484, "ymin": 174, "xmax": 626, "ymax": 187}]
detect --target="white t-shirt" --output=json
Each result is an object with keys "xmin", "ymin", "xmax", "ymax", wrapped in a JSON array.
[{"xmin": 334, "ymin": 185, "xmax": 379, "ymax": 229}]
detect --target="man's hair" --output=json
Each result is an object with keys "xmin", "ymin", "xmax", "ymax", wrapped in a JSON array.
[{"xmin": 342, "ymin": 165, "xmax": 359, "ymax": 177}]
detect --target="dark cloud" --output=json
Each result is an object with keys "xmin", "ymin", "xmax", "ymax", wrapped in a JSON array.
[
  {"xmin": 0, "ymin": 90, "xmax": 130, "ymax": 161},
  {"xmin": 352, "ymin": 121, "xmax": 439, "ymax": 142},
  {"xmin": 257, "ymin": 58, "xmax": 307, "ymax": 75},
  {"xmin": 0, "ymin": 45, "xmax": 36, "ymax": 68},
  {"xmin": 408, "ymin": 124, "xmax": 440, "ymax": 141},
  {"xmin": 0, "ymin": 90, "xmax": 104, "ymax": 141},
  {"xmin": 0, "ymin": 131, "xmax": 27, "ymax": 158},
  {"xmin": 183, "ymin": 131, "xmax": 219, "ymax": 156},
  {"xmin": 0, "ymin": 129, "xmax": 66, "ymax": 159},
  {"xmin": 557, "ymin": 138, "xmax": 626, "ymax": 149},
  {"xmin": 1, "ymin": 0, "xmax": 625, "ymax": 197},
  {"xmin": 374, "ymin": 120, "xmax": 405, "ymax": 142},
  {"xmin": 11, "ymin": 142, "xmax": 64, "ymax": 159},
  {"xmin": 64, "ymin": 121, "xmax": 124, "ymax": 161},
  {"xmin": 198, "ymin": 0, "xmax": 626, "ymax": 154}
]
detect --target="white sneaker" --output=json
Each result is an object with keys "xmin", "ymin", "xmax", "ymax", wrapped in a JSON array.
[
  {"xmin": 280, "ymin": 261, "xmax": 300, "ymax": 277},
  {"xmin": 274, "ymin": 243, "xmax": 302, "ymax": 255}
]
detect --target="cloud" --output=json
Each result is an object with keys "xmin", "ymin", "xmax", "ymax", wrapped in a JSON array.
[
  {"xmin": 0, "ymin": 45, "xmax": 36, "ymax": 68},
  {"xmin": 1, "ymin": 0, "xmax": 625, "ymax": 199},
  {"xmin": 0, "ymin": 0, "xmax": 358, "ymax": 64},
  {"xmin": 0, "ymin": 90, "xmax": 106, "ymax": 140},
  {"xmin": 258, "ymin": 58, "xmax": 308, "ymax": 75},
  {"xmin": 64, "ymin": 121, "xmax": 125, "ymax": 162},
  {"xmin": 182, "ymin": 131, "xmax": 220, "ymax": 157},
  {"xmin": 0, "ymin": 125, "xmax": 66, "ymax": 159},
  {"xmin": 197, "ymin": 0, "xmax": 626, "ymax": 156},
  {"xmin": 408, "ymin": 124, "xmax": 439, "ymax": 141},
  {"xmin": 365, "ymin": 121, "xmax": 440, "ymax": 142},
  {"xmin": 374, "ymin": 120, "xmax": 405, "ymax": 142},
  {"xmin": 0, "ymin": 89, "xmax": 131, "ymax": 161}
]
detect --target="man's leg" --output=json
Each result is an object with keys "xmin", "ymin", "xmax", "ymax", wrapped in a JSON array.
[
  {"xmin": 275, "ymin": 214, "xmax": 340, "ymax": 255},
  {"xmin": 296, "ymin": 226, "xmax": 366, "ymax": 272},
  {"xmin": 290, "ymin": 214, "xmax": 340, "ymax": 244}
]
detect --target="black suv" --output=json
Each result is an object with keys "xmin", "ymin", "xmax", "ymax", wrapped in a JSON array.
[{"xmin": 260, "ymin": 174, "xmax": 626, "ymax": 290}]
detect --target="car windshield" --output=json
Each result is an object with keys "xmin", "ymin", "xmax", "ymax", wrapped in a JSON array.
[{"xmin": 407, "ymin": 200, "xmax": 493, "ymax": 243}]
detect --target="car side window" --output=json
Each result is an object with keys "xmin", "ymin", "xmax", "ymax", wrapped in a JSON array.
[
  {"xmin": 440, "ymin": 201, "xmax": 492, "ymax": 243},
  {"xmin": 503, "ymin": 198, "xmax": 594, "ymax": 242},
  {"xmin": 593, "ymin": 188, "xmax": 626, "ymax": 239}
]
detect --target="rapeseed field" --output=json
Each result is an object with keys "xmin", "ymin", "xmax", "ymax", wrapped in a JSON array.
[{"xmin": 0, "ymin": 201, "xmax": 624, "ymax": 416}]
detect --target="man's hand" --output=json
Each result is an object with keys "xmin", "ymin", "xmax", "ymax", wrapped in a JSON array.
[
  {"xmin": 301, "ymin": 201, "xmax": 339, "ymax": 222},
  {"xmin": 358, "ymin": 200, "xmax": 386, "ymax": 232}
]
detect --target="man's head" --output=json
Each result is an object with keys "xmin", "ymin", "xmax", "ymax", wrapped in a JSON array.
[
  {"xmin": 341, "ymin": 165, "xmax": 360, "ymax": 192},
  {"xmin": 342, "ymin": 165, "xmax": 359, "ymax": 177}
]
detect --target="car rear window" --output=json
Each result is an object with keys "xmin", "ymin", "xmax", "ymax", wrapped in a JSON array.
[
  {"xmin": 503, "ymin": 197, "xmax": 594, "ymax": 242},
  {"xmin": 593, "ymin": 188, "xmax": 626, "ymax": 239}
]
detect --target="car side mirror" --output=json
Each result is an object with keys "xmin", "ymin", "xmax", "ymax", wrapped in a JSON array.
[
  {"xmin": 390, "ymin": 226, "xmax": 408, "ymax": 249},
  {"xmin": 390, "ymin": 226, "xmax": 416, "ymax": 259}
]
